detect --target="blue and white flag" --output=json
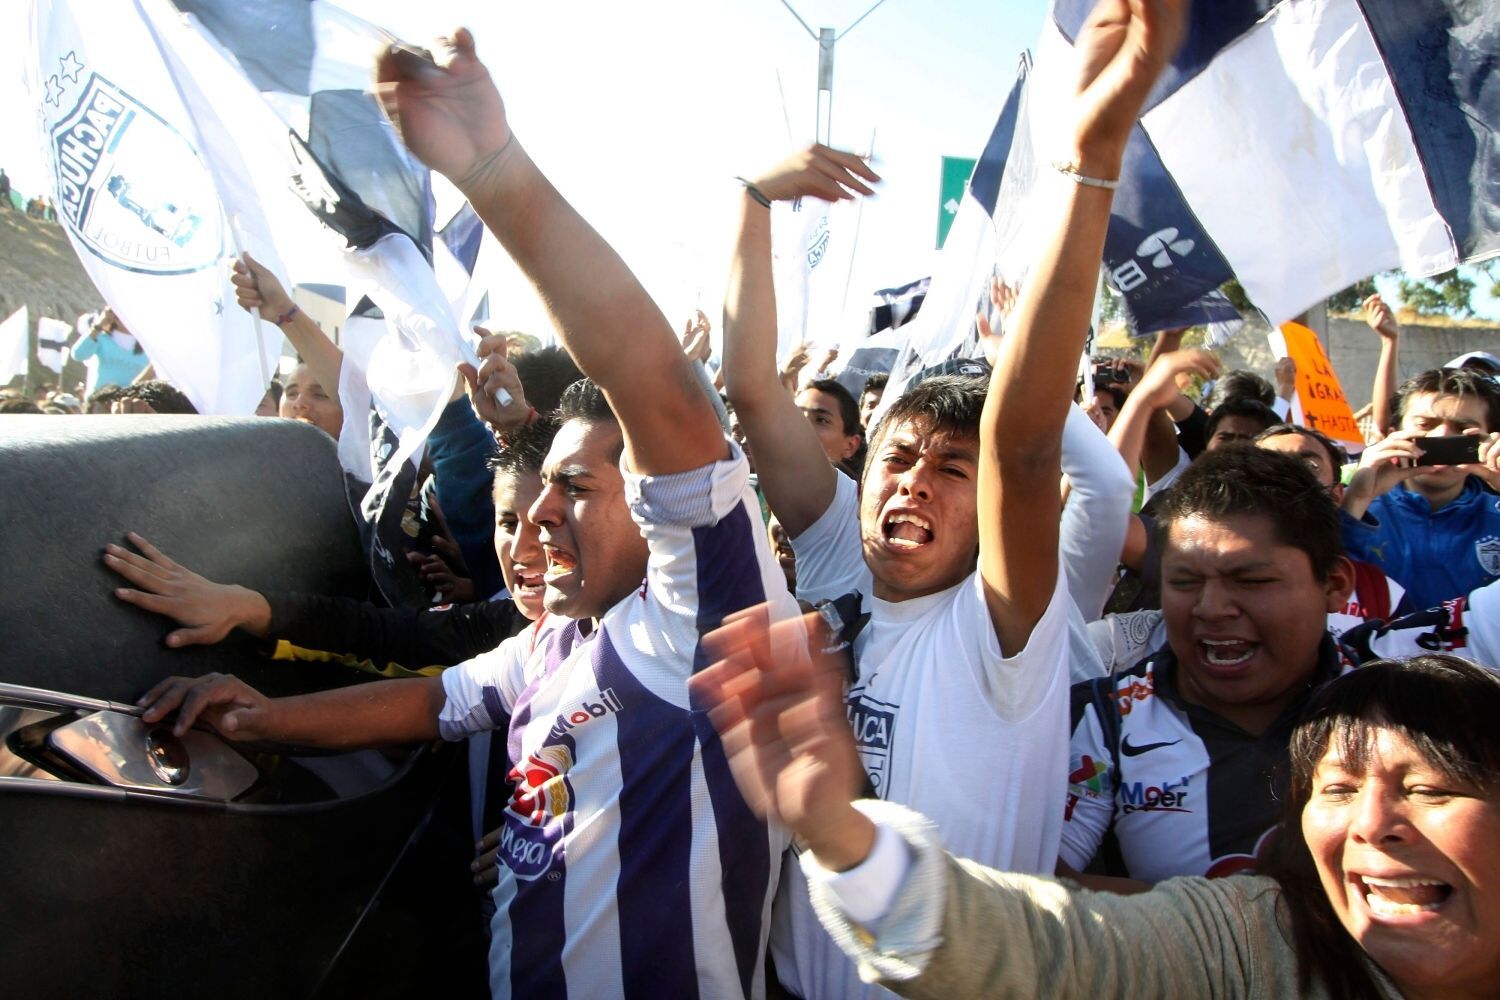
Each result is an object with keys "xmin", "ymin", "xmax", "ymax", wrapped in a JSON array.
[
  {"xmin": 27, "ymin": 0, "xmax": 282, "ymax": 414},
  {"xmin": 35, "ymin": 316, "xmax": 71, "ymax": 373},
  {"xmin": 878, "ymin": 0, "xmax": 1497, "ymax": 418}
]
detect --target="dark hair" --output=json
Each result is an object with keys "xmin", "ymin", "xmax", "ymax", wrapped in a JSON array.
[
  {"xmin": 803, "ymin": 378, "xmax": 863, "ymax": 438},
  {"xmin": 87, "ymin": 383, "xmax": 127, "ymax": 409},
  {"xmin": 1263, "ymin": 655, "xmax": 1500, "ymax": 1000},
  {"xmin": 861, "ymin": 372, "xmax": 889, "ymax": 397},
  {"xmin": 555, "ymin": 377, "xmax": 622, "ymax": 463},
  {"xmin": 1094, "ymin": 384, "xmax": 1127, "ymax": 410},
  {"xmin": 264, "ymin": 379, "xmax": 283, "ymax": 406},
  {"xmin": 1154, "ymin": 446, "xmax": 1344, "ymax": 579},
  {"xmin": 488, "ymin": 415, "xmax": 559, "ymax": 479},
  {"xmin": 1208, "ymin": 369, "xmax": 1276, "ymax": 410},
  {"xmin": 1204, "ymin": 397, "xmax": 1279, "ymax": 443},
  {"xmin": 119, "ymin": 380, "xmax": 197, "ymax": 414},
  {"xmin": 514, "ymin": 346, "xmax": 584, "ymax": 417},
  {"xmin": 1394, "ymin": 367, "xmax": 1500, "ymax": 432},
  {"xmin": 865, "ymin": 374, "xmax": 987, "ymax": 469},
  {"xmin": 0, "ymin": 397, "xmax": 42, "ymax": 414},
  {"xmin": 1254, "ymin": 423, "xmax": 1348, "ymax": 478}
]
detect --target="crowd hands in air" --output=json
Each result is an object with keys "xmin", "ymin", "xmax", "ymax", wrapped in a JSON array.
[{"xmin": 21, "ymin": 0, "xmax": 1499, "ymax": 996}]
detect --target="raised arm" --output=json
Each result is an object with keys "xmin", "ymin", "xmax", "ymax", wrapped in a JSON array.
[
  {"xmin": 1363, "ymin": 293, "xmax": 1401, "ymax": 436},
  {"xmin": 980, "ymin": 0, "xmax": 1187, "ymax": 655},
  {"xmin": 722, "ymin": 146, "xmax": 878, "ymax": 536},
  {"xmin": 232, "ymin": 252, "xmax": 342, "ymax": 400},
  {"xmin": 376, "ymin": 31, "xmax": 719, "ymax": 474}
]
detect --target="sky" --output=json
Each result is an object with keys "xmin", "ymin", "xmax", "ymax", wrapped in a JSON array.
[
  {"xmin": 1, "ymin": 0, "xmax": 1053, "ymax": 340},
  {"xmin": 3, "ymin": 0, "xmax": 1495, "ymax": 334}
]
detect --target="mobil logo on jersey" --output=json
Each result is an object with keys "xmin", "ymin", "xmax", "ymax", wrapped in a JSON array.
[
  {"xmin": 501, "ymin": 742, "xmax": 575, "ymax": 880},
  {"xmin": 50, "ymin": 70, "xmax": 224, "ymax": 276}
]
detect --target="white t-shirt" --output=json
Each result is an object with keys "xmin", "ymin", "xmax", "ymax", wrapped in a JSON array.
[
  {"xmin": 775, "ymin": 471, "xmax": 1070, "ymax": 1000},
  {"xmin": 440, "ymin": 444, "xmax": 798, "ymax": 1000}
]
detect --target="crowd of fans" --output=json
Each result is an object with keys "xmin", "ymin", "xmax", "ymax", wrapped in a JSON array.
[{"xmin": 10, "ymin": 3, "xmax": 1500, "ymax": 997}]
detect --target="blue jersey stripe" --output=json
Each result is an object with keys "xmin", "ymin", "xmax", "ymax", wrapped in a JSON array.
[
  {"xmin": 596, "ymin": 629, "xmax": 701, "ymax": 1000},
  {"xmin": 1357, "ymin": 1, "xmax": 1500, "ymax": 260},
  {"xmin": 690, "ymin": 501, "xmax": 773, "ymax": 998}
]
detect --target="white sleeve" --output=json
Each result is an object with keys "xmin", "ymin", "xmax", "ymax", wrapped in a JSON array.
[
  {"xmin": 810, "ymin": 818, "xmax": 913, "ymax": 926},
  {"xmin": 1464, "ymin": 581, "xmax": 1500, "ymax": 672},
  {"xmin": 438, "ymin": 630, "xmax": 533, "ymax": 740},
  {"xmin": 1059, "ymin": 404, "xmax": 1135, "ymax": 620},
  {"xmin": 964, "ymin": 570, "xmax": 1071, "ymax": 721},
  {"xmin": 789, "ymin": 470, "xmax": 869, "ymax": 605},
  {"xmin": 1059, "ymin": 697, "xmax": 1117, "ymax": 870}
]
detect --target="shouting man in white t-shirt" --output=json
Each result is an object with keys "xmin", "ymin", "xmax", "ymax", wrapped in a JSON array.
[{"xmin": 716, "ymin": 1, "xmax": 1186, "ymax": 990}]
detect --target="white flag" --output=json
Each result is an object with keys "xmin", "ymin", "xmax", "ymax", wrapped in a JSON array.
[
  {"xmin": 28, "ymin": 0, "xmax": 280, "ymax": 414},
  {"xmin": 0, "ymin": 307, "xmax": 29, "ymax": 383},
  {"xmin": 36, "ymin": 317, "xmax": 71, "ymax": 373}
]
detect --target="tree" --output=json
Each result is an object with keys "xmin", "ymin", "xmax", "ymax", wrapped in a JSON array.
[
  {"xmin": 1398, "ymin": 268, "xmax": 1476, "ymax": 317},
  {"xmin": 1326, "ymin": 276, "xmax": 1378, "ymax": 314}
]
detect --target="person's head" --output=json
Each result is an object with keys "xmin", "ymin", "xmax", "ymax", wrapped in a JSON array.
[
  {"xmin": 529, "ymin": 378, "xmax": 647, "ymax": 620},
  {"xmin": 117, "ymin": 380, "xmax": 196, "ymax": 414},
  {"xmin": 1267, "ymin": 656, "xmax": 1500, "ymax": 1000},
  {"xmin": 86, "ymin": 384, "xmax": 125, "ymax": 414},
  {"xmin": 860, "ymin": 374, "xmax": 986, "ymax": 602},
  {"xmin": 1393, "ymin": 367, "xmax": 1500, "ymax": 502},
  {"xmin": 489, "ymin": 417, "xmax": 558, "ymax": 621},
  {"xmin": 858, "ymin": 373, "xmax": 888, "ymax": 429},
  {"xmin": 767, "ymin": 514, "xmax": 796, "ymax": 593},
  {"xmin": 0, "ymin": 397, "xmax": 42, "ymax": 414},
  {"xmin": 1207, "ymin": 368, "xmax": 1276, "ymax": 410},
  {"xmin": 1255, "ymin": 424, "xmax": 1348, "ymax": 500},
  {"xmin": 1204, "ymin": 397, "xmax": 1279, "ymax": 451},
  {"xmin": 255, "ymin": 379, "xmax": 283, "ymax": 418},
  {"xmin": 279, "ymin": 362, "xmax": 342, "ymax": 439},
  {"xmin": 797, "ymin": 378, "xmax": 863, "ymax": 467},
  {"xmin": 1153, "ymin": 447, "xmax": 1354, "ymax": 733},
  {"xmin": 512, "ymin": 345, "xmax": 584, "ymax": 416},
  {"xmin": 1088, "ymin": 384, "xmax": 1127, "ymax": 433}
]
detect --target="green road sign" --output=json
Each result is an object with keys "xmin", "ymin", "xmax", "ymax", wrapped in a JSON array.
[{"xmin": 936, "ymin": 156, "xmax": 977, "ymax": 249}]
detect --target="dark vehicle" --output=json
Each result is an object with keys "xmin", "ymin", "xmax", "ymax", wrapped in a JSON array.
[{"xmin": 0, "ymin": 416, "xmax": 486, "ymax": 999}]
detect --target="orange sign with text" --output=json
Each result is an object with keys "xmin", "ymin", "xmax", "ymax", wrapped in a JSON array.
[{"xmin": 1281, "ymin": 321, "xmax": 1362, "ymax": 445}]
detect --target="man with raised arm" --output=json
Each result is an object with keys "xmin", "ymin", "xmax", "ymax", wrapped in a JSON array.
[
  {"xmin": 139, "ymin": 31, "xmax": 798, "ymax": 999},
  {"xmin": 718, "ymin": 2, "xmax": 1183, "ymax": 995}
]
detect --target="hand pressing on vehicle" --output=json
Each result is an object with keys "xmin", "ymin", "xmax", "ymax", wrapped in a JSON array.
[
  {"xmin": 105, "ymin": 532, "xmax": 271, "ymax": 647},
  {"xmin": 138, "ymin": 672, "xmax": 280, "ymax": 740}
]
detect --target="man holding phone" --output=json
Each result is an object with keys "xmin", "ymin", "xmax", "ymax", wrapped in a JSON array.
[{"xmin": 1342, "ymin": 367, "xmax": 1500, "ymax": 609}]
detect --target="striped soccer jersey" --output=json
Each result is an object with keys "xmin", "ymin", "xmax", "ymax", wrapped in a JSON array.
[
  {"xmin": 439, "ymin": 447, "xmax": 798, "ymax": 999},
  {"xmin": 1060, "ymin": 638, "xmax": 1344, "ymax": 883}
]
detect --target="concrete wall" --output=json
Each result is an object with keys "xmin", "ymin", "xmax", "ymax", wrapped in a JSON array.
[{"xmin": 1323, "ymin": 318, "xmax": 1500, "ymax": 412}]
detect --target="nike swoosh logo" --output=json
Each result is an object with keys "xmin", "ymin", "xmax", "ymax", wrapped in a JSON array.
[{"xmin": 1121, "ymin": 736, "xmax": 1181, "ymax": 757}]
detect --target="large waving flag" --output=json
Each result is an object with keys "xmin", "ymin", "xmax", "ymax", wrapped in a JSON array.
[
  {"xmin": 27, "ymin": 0, "xmax": 282, "ymax": 414},
  {"xmin": 875, "ymin": 0, "xmax": 1497, "ymax": 419}
]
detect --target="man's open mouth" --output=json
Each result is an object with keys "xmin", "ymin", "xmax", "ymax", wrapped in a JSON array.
[
  {"xmin": 882, "ymin": 511, "xmax": 933, "ymax": 549},
  {"xmin": 1199, "ymin": 639, "xmax": 1255, "ymax": 667}
]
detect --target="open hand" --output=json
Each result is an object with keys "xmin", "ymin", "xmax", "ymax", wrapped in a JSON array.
[
  {"xmin": 689, "ymin": 604, "xmax": 872, "ymax": 870},
  {"xmin": 681, "ymin": 309, "xmax": 712, "ymax": 365},
  {"xmin": 748, "ymin": 145, "xmax": 880, "ymax": 205},
  {"xmin": 1135, "ymin": 348, "xmax": 1220, "ymax": 412},
  {"xmin": 137, "ymin": 673, "xmax": 276, "ymax": 740},
  {"xmin": 104, "ymin": 532, "xmax": 271, "ymax": 646}
]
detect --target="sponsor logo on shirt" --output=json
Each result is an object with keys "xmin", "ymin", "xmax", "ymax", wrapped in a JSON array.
[
  {"xmin": 501, "ymin": 742, "xmax": 575, "ymax": 881},
  {"xmin": 1119, "ymin": 774, "xmax": 1192, "ymax": 814},
  {"xmin": 846, "ymin": 691, "xmax": 896, "ymax": 795},
  {"xmin": 1065, "ymin": 755, "xmax": 1110, "ymax": 821},
  {"xmin": 1114, "ymin": 673, "xmax": 1156, "ymax": 717},
  {"xmin": 547, "ymin": 687, "xmax": 625, "ymax": 744}
]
